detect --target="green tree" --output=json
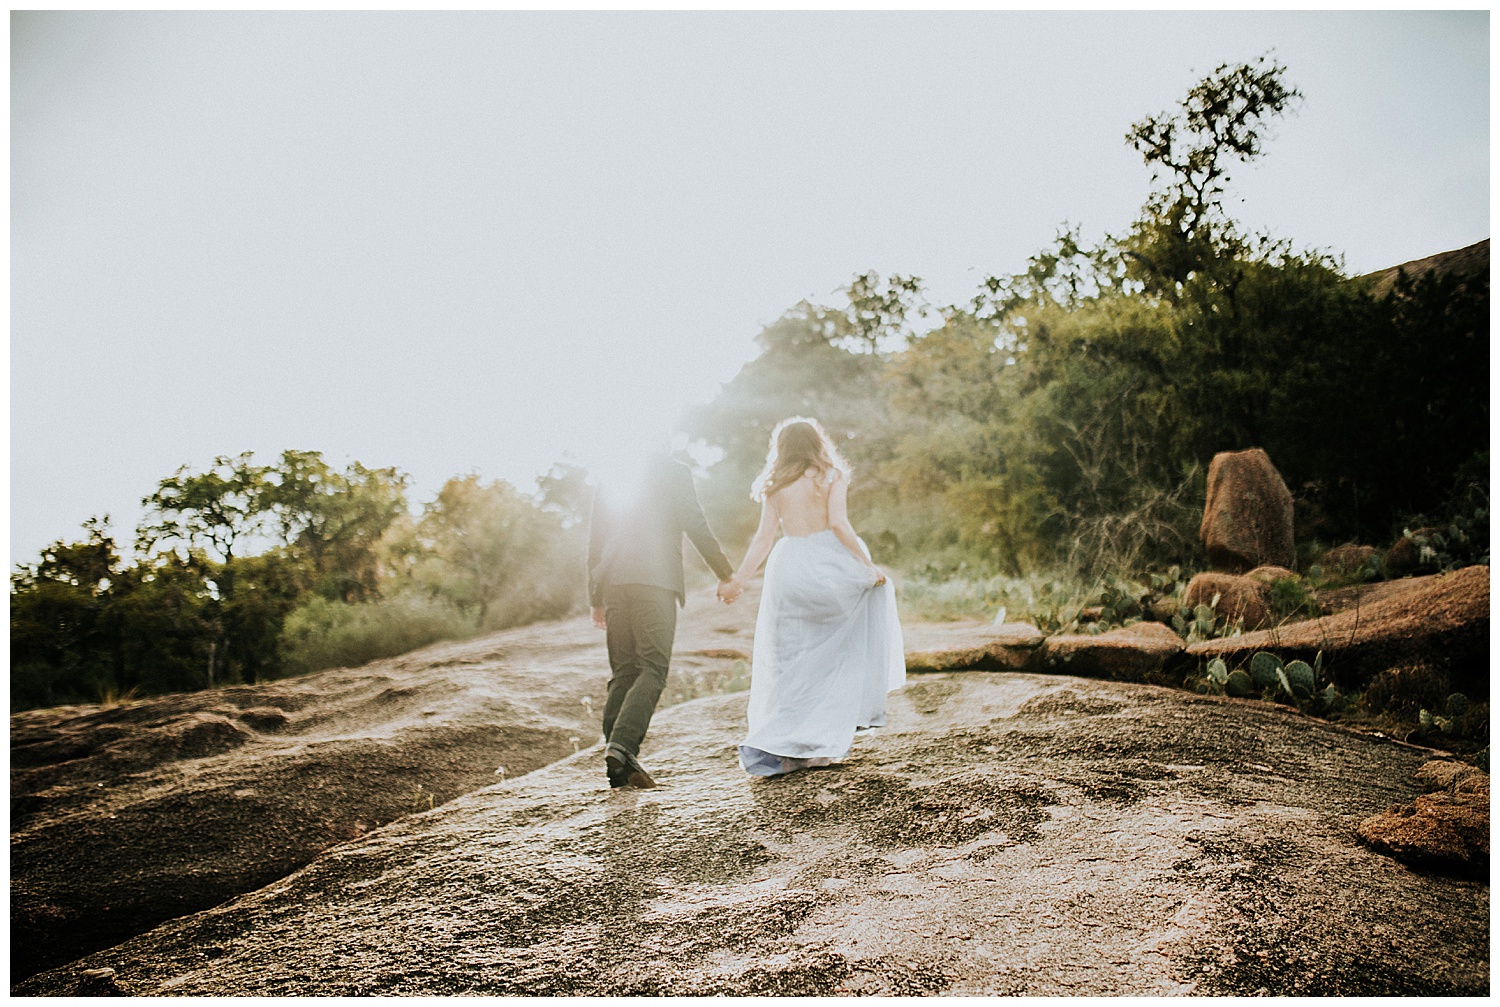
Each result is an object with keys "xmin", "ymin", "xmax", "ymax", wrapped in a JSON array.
[
  {"xmin": 683, "ymin": 292, "xmax": 898, "ymax": 544},
  {"xmin": 136, "ymin": 453, "xmax": 277, "ymax": 686},
  {"xmin": 415, "ymin": 475, "xmax": 574, "ymax": 630},
  {"xmin": 10, "ymin": 518, "xmax": 121, "ymax": 707},
  {"xmin": 945, "ymin": 58, "xmax": 1319, "ymax": 569},
  {"xmin": 965, "ymin": 54, "xmax": 1484, "ymax": 557},
  {"xmin": 266, "ymin": 450, "xmax": 409, "ymax": 601},
  {"xmin": 137, "ymin": 452, "xmax": 272, "ymax": 565},
  {"xmin": 218, "ymin": 550, "xmax": 311, "ymax": 684},
  {"xmin": 877, "ymin": 312, "xmax": 1045, "ymax": 572},
  {"xmin": 103, "ymin": 553, "xmax": 217, "ymax": 695},
  {"xmin": 536, "ymin": 461, "xmax": 592, "ymax": 528},
  {"xmin": 1122, "ymin": 54, "xmax": 1301, "ymax": 295},
  {"xmin": 839, "ymin": 271, "xmax": 925, "ymax": 354}
]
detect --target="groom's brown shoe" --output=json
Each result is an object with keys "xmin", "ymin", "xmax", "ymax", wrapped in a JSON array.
[
  {"xmin": 605, "ymin": 755, "xmax": 629, "ymax": 789},
  {"xmin": 606, "ymin": 753, "xmax": 657, "ymax": 789}
]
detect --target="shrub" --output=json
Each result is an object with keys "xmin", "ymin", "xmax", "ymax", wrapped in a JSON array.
[
  {"xmin": 1361, "ymin": 663, "xmax": 1451, "ymax": 720},
  {"xmin": 1170, "ymin": 600, "xmax": 1242, "ymax": 645},
  {"xmin": 1412, "ymin": 695, "xmax": 1489, "ymax": 752},
  {"xmin": 1266, "ymin": 576, "xmax": 1322, "ymax": 621},
  {"xmin": 279, "ymin": 591, "xmax": 473, "ymax": 676},
  {"xmin": 894, "ymin": 570, "xmax": 1098, "ymax": 631}
]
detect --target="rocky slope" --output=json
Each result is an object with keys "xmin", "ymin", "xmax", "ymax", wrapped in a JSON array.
[
  {"xmin": 11, "ymin": 585, "xmax": 762, "ymax": 981},
  {"xmin": 18, "ymin": 670, "xmax": 1487, "ymax": 996}
]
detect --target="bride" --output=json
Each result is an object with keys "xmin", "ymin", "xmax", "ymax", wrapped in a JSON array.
[{"xmin": 717, "ymin": 417, "xmax": 905, "ymax": 776}]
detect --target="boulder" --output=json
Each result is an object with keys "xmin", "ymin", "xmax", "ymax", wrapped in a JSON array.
[
  {"xmin": 75, "ymin": 967, "xmax": 130, "ymax": 997},
  {"xmin": 1199, "ymin": 449, "xmax": 1295, "ymax": 572},
  {"xmin": 1245, "ymin": 565, "xmax": 1296, "ymax": 585},
  {"xmin": 1187, "ymin": 565, "xmax": 1489, "ymax": 696},
  {"xmin": 1182, "ymin": 572, "xmax": 1271, "ymax": 629},
  {"xmin": 1413, "ymin": 759, "xmax": 1486, "ymax": 794},
  {"xmin": 1315, "ymin": 575, "xmax": 1436, "ymax": 616},
  {"xmin": 1034, "ymin": 621, "xmax": 1185, "ymax": 682},
  {"xmin": 1357, "ymin": 761, "xmax": 1489, "ymax": 877},
  {"xmin": 1144, "ymin": 595, "xmax": 1180, "ymax": 623},
  {"xmin": 1318, "ymin": 544, "xmax": 1378, "ymax": 579},
  {"xmin": 1384, "ymin": 527, "xmax": 1443, "ymax": 579},
  {"xmin": 904, "ymin": 622, "xmax": 1045, "ymax": 672}
]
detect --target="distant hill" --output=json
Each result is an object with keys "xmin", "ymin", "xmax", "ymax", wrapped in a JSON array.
[{"xmin": 1363, "ymin": 238, "xmax": 1489, "ymax": 297}]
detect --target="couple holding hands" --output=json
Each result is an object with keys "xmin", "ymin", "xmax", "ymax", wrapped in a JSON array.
[{"xmin": 587, "ymin": 417, "xmax": 904, "ymax": 788}]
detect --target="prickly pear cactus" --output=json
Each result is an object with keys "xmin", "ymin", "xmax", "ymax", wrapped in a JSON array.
[
  {"xmin": 1225, "ymin": 669, "xmax": 1254, "ymax": 698},
  {"xmin": 1273, "ymin": 664, "xmax": 1294, "ymax": 700},
  {"xmin": 1418, "ymin": 708, "xmax": 1456, "ymax": 735},
  {"xmin": 1316, "ymin": 683, "xmax": 1344, "ymax": 713},
  {"xmin": 1250, "ymin": 652, "xmax": 1283, "ymax": 690},
  {"xmin": 1446, "ymin": 693, "xmax": 1470, "ymax": 718},
  {"xmin": 1198, "ymin": 658, "xmax": 1230, "ymax": 696},
  {"xmin": 1285, "ymin": 660, "xmax": 1315, "ymax": 694}
]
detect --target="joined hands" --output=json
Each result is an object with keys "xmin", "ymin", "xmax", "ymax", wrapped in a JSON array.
[{"xmin": 716, "ymin": 579, "xmax": 743, "ymax": 605}]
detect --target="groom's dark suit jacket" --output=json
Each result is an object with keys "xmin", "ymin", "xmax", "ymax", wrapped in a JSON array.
[{"xmin": 587, "ymin": 454, "xmax": 733, "ymax": 608}]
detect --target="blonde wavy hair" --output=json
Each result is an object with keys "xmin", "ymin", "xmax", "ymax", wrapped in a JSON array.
[{"xmin": 751, "ymin": 417, "xmax": 852, "ymax": 502}]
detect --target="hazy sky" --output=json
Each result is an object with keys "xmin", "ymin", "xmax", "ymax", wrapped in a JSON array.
[{"xmin": 11, "ymin": 11, "xmax": 1489, "ymax": 566}]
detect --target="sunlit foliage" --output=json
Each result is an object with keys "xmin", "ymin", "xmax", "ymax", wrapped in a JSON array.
[
  {"xmin": 10, "ymin": 452, "xmax": 583, "ymax": 710},
  {"xmin": 11, "ymin": 56, "xmax": 1487, "ymax": 709},
  {"xmin": 690, "ymin": 55, "xmax": 1487, "ymax": 584}
]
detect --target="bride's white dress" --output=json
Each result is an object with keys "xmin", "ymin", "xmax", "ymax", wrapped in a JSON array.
[{"xmin": 739, "ymin": 530, "xmax": 905, "ymax": 776}]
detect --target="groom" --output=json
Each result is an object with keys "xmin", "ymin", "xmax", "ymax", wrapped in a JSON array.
[{"xmin": 588, "ymin": 450, "xmax": 736, "ymax": 789}]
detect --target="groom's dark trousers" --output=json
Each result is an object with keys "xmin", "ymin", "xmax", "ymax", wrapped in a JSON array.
[
  {"xmin": 599, "ymin": 584, "xmax": 677, "ymax": 764},
  {"xmin": 588, "ymin": 454, "xmax": 733, "ymax": 773}
]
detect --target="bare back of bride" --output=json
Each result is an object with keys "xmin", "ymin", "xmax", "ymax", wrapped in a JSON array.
[{"xmin": 719, "ymin": 417, "xmax": 905, "ymax": 776}]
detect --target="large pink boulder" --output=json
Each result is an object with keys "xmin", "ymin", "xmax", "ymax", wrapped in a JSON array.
[
  {"xmin": 1183, "ymin": 572, "xmax": 1271, "ymax": 629},
  {"xmin": 1199, "ymin": 448, "xmax": 1296, "ymax": 572}
]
